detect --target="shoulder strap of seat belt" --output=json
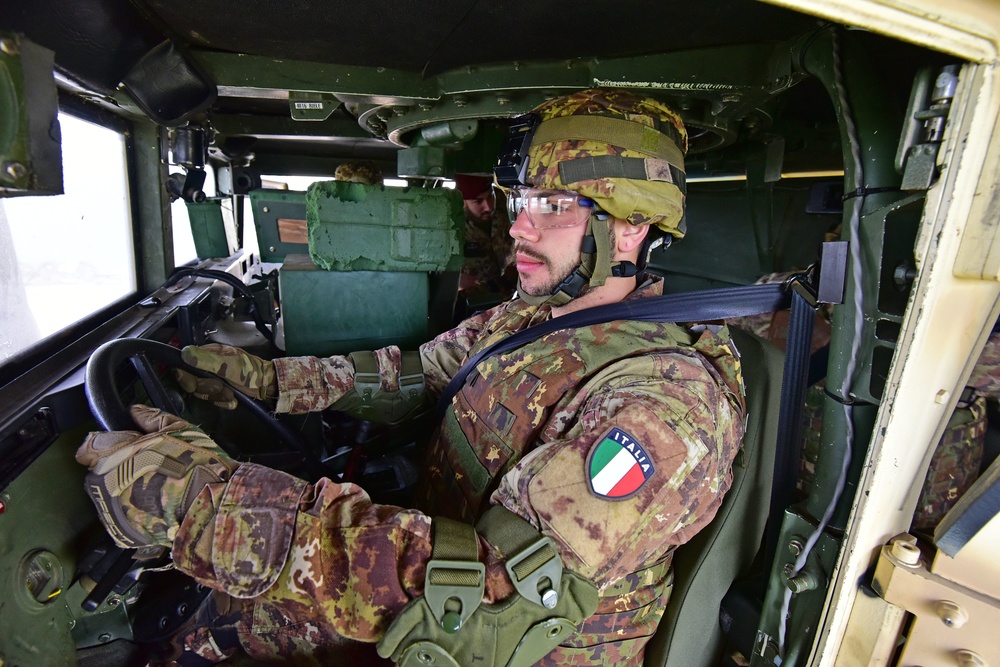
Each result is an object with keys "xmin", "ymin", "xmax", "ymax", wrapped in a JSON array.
[{"xmin": 436, "ymin": 282, "xmax": 789, "ymax": 421}]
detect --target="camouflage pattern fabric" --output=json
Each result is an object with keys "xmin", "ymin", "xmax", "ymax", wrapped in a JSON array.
[
  {"xmin": 75, "ymin": 405, "xmax": 239, "ymax": 549},
  {"xmin": 333, "ymin": 161, "xmax": 383, "ymax": 185},
  {"xmin": 163, "ymin": 275, "xmax": 745, "ymax": 666},
  {"xmin": 459, "ymin": 206, "xmax": 516, "ymax": 296},
  {"xmin": 967, "ymin": 331, "xmax": 1000, "ymax": 399},
  {"xmin": 912, "ymin": 395, "xmax": 987, "ymax": 533},
  {"xmin": 180, "ymin": 343, "xmax": 278, "ymax": 407},
  {"xmin": 523, "ymin": 88, "xmax": 688, "ymax": 237}
]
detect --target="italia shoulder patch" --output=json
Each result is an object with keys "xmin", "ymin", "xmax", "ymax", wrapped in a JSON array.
[{"xmin": 587, "ymin": 427, "xmax": 655, "ymax": 499}]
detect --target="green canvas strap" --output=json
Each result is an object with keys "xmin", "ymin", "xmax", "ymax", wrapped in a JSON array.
[
  {"xmin": 533, "ymin": 115, "xmax": 685, "ymax": 166},
  {"xmin": 350, "ymin": 350, "xmax": 425, "ymax": 399},
  {"xmin": 424, "ymin": 517, "xmax": 485, "ymax": 633},
  {"xmin": 477, "ymin": 505, "xmax": 564, "ymax": 610},
  {"xmin": 349, "ymin": 350, "xmax": 381, "ymax": 398},
  {"xmin": 379, "ymin": 509, "xmax": 600, "ymax": 667},
  {"xmin": 559, "ymin": 155, "xmax": 687, "ymax": 193}
]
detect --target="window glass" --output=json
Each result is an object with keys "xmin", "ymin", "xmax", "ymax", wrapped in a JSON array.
[
  {"xmin": 0, "ymin": 113, "xmax": 135, "ymax": 362},
  {"xmin": 170, "ymin": 165, "xmax": 216, "ymax": 265}
]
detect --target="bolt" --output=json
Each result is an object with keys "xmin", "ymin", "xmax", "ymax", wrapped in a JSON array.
[
  {"xmin": 4, "ymin": 161, "xmax": 27, "ymax": 181},
  {"xmin": 417, "ymin": 650, "xmax": 434, "ymax": 664},
  {"xmin": 890, "ymin": 540, "xmax": 921, "ymax": 566},
  {"xmin": 262, "ymin": 206, "xmax": 269, "ymax": 213},
  {"xmin": 935, "ymin": 600, "xmax": 968, "ymax": 628},
  {"xmin": 0, "ymin": 37, "xmax": 19, "ymax": 56},
  {"xmin": 788, "ymin": 538, "xmax": 804, "ymax": 556},
  {"xmin": 268, "ymin": 246, "xmax": 276, "ymax": 252},
  {"xmin": 453, "ymin": 95, "xmax": 469, "ymax": 108},
  {"xmin": 956, "ymin": 650, "xmax": 986, "ymax": 667},
  {"xmin": 107, "ymin": 597, "xmax": 121, "ymax": 608},
  {"xmin": 98, "ymin": 633, "xmax": 112, "ymax": 643},
  {"xmin": 786, "ymin": 570, "xmax": 820, "ymax": 594}
]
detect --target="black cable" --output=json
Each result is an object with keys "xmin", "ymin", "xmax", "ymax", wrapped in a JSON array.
[{"xmin": 165, "ymin": 268, "xmax": 283, "ymax": 353}]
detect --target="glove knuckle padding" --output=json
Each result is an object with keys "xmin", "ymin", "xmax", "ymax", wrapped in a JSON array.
[{"xmin": 80, "ymin": 422, "xmax": 238, "ymax": 549}]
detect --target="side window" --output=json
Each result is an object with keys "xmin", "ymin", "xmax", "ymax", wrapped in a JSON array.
[{"xmin": 0, "ymin": 112, "xmax": 136, "ymax": 363}]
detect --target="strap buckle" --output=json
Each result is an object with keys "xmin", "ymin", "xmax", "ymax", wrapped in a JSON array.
[
  {"xmin": 505, "ymin": 536, "xmax": 563, "ymax": 610},
  {"xmin": 424, "ymin": 559, "xmax": 485, "ymax": 634},
  {"xmin": 783, "ymin": 269, "xmax": 820, "ymax": 310},
  {"xmin": 349, "ymin": 351, "xmax": 381, "ymax": 400}
]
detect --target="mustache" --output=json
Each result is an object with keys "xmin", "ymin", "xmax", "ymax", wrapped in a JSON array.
[{"xmin": 514, "ymin": 244, "xmax": 548, "ymax": 264}]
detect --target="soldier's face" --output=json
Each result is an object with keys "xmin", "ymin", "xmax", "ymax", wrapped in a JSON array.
[
  {"xmin": 509, "ymin": 204, "xmax": 588, "ymax": 296},
  {"xmin": 464, "ymin": 190, "xmax": 495, "ymax": 224}
]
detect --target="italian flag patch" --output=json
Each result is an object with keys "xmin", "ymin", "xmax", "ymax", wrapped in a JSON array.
[{"xmin": 587, "ymin": 427, "xmax": 655, "ymax": 499}]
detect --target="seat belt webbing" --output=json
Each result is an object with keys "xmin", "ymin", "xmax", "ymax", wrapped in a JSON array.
[{"xmin": 436, "ymin": 282, "xmax": 789, "ymax": 420}]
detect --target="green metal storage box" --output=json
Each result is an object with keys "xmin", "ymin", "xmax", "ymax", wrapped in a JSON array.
[{"xmin": 305, "ymin": 181, "xmax": 464, "ymax": 272}]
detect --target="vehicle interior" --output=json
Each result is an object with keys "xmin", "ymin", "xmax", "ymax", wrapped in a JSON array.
[{"xmin": 2, "ymin": 1, "xmax": 999, "ymax": 666}]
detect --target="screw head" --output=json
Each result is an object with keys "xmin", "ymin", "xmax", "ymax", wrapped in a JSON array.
[
  {"xmin": 935, "ymin": 600, "xmax": 968, "ymax": 628},
  {"xmin": 4, "ymin": 161, "xmax": 27, "ymax": 181},
  {"xmin": 98, "ymin": 633, "xmax": 112, "ymax": 643},
  {"xmin": 541, "ymin": 588, "xmax": 559, "ymax": 609},
  {"xmin": 0, "ymin": 38, "xmax": 19, "ymax": 56}
]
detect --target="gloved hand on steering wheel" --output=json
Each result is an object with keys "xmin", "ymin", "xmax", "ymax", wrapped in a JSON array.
[
  {"xmin": 76, "ymin": 405, "xmax": 240, "ymax": 549},
  {"xmin": 175, "ymin": 343, "xmax": 278, "ymax": 410}
]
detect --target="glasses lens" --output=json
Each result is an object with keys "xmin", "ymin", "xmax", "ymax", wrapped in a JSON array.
[{"xmin": 510, "ymin": 189, "xmax": 592, "ymax": 228}]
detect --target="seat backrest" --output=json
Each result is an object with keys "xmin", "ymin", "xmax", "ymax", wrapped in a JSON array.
[{"xmin": 644, "ymin": 328, "xmax": 784, "ymax": 667}]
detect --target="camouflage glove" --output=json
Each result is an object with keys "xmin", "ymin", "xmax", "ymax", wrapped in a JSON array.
[
  {"xmin": 75, "ymin": 405, "xmax": 240, "ymax": 549},
  {"xmin": 176, "ymin": 343, "xmax": 278, "ymax": 410}
]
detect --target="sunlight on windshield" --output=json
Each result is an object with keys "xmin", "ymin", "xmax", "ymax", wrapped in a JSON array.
[{"xmin": 0, "ymin": 113, "xmax": 135, "ymax": 363}]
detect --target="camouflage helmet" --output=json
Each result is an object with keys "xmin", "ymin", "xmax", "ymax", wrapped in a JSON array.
[
  {"xmin": 524, "ymin": 88, "xmax": 688, "ymax": 238},
  {"xmin": 334, "ymin": 161, "xmax": 383, "ymax": 185}
]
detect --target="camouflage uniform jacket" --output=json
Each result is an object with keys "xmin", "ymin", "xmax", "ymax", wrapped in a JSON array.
[{"xmin": 171, "ymin": 277, "xmax": 745, "ymax": 666}]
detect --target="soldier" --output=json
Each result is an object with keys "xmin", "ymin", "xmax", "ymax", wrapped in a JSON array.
[
  {"xmin": 454, "ymin": 173, "xmax": 516, "ymax": 309},
  {"xmin": 76, "ymin": 89, "xmax": 745, "ymax": 666}
]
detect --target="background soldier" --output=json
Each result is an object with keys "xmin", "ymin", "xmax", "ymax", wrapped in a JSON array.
[
  {"xmin": 453, "ymin": 173, "xmax": 516, "ymax": 312},
  {"xmin": 76, "ymin": 89, "xmax": 745, "ymax": 666}
]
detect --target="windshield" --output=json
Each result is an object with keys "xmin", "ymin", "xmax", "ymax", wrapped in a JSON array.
[{"xmin": 0, "ymin": 112, "xmax": 136, "ymax": 362}]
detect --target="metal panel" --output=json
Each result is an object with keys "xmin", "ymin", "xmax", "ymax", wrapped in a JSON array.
[{"xmin": 279, "ymin": 255, "xmax": 429, "ymax": 356}]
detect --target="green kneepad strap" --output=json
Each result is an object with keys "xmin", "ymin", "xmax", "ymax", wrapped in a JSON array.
[{"xmin": 377, "ymin": 509, "xmax": 599, "ymax": 667}]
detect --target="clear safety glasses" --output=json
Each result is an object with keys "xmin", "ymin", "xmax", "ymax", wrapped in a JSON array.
[{"xmin": 506, "ymin": 188, "xmax": 606, "ymax": 228}]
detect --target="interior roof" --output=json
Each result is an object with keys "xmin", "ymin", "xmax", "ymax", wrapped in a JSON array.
[{"xmin": 137, "ymin": 0, "xmax": 817, "ymax": 74}]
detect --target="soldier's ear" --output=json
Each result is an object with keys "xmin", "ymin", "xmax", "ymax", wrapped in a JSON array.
[{"xmin": 614, "ymin": 219, "xmax": 649, "ymax": 256}]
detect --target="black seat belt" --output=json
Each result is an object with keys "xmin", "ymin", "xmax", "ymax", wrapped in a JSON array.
[{"xmin": 436, "ymin": 282, "xmax": 791, "ymax": 422}]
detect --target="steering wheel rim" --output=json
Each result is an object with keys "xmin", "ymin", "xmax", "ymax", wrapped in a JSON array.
[{"xmin": 85, "ymin": 337, "xmax": 332, "ymax": 479}]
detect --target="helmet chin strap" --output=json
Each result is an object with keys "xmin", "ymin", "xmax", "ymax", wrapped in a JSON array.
[{"xmin": 517, "ymin": 215, "xmax": 638, "ymax": 308}]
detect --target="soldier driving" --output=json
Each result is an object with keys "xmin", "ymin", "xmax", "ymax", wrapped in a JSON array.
[{"xmin": 76, "ymin": 89, "xmax": 746, "ymax": 666}]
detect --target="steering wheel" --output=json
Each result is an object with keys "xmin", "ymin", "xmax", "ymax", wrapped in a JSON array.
[
  {"xmin": 85, "ymin": 337, "xmax": 331, "ymax": 479},
  {"xmin": 80, "ymin": 337, "xmax": 333, "ymax": 626}
]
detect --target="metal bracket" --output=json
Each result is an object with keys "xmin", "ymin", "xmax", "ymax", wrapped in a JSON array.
[{"xmin": 871, "ymin": 534, "xmax": 999, "ymax": 665}]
